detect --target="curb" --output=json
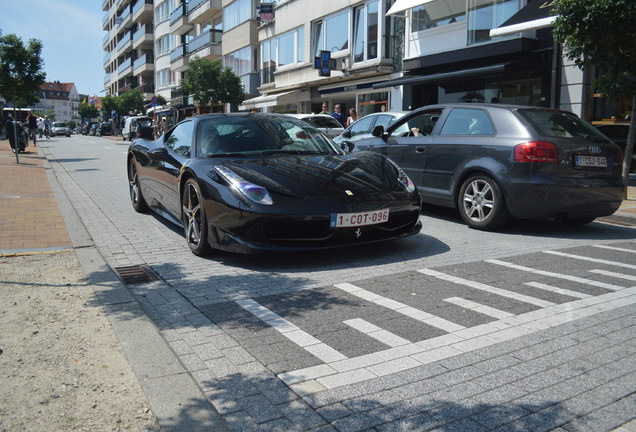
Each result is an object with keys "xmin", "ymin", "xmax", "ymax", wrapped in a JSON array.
[{"xmin": 38, "ymin": 145, "xmax": 229, "ymax": 432}]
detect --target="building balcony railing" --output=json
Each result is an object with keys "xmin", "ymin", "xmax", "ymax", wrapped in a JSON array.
[
  {"xmin": 134, "ymin": 82, "xmax": 155, "ymax": 94},
  {"xmin": 133, "ymin": 24, "xmax": 152, "ymax": 42},
  {"xmin": 116, "ymin": 32, "xmax": 132, "ymax": 52},
  {"xmin": 117, "ymin": 5, "xmax": 130, "ymax": 24},
  {"xmin": 117, "ymin": 58, "xmax": 133, "ymax": 75},
  {"xmin": 104, "ymin": 51, "xmax": 111, "ymax": 66},
  {"xmin": 188, "ymin": 29, "xmax": 222, "ymax": 54},
  {"xmin": 170, "ymin": 44, "xmax": 188, "ymax": 63},
  {"xmin": 170, "ymin": 2, "xmax": 187, "ymax": 25},
  {"xmin": 132, "ymin": 0, "xmax": 152, "ymax": 17},
  {"xmin": 104, "ymin": 73, "xmax": 111, "ymax": 85},
  {"xmin": 188, "ymin": 0, "xmax": 206, "ymax": 12},
  {"xmin": 133, "ymin": 53, "xmax": 154, "ymax": 70},
  {"xmin": 102, "ymin": 12, "xmax": 109, "ymax": 28}
]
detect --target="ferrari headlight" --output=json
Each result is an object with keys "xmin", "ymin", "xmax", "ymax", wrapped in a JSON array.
[
  {"xmin": 388, "ymin": 159, "xmax": 415, "ymax": 193},
  {"xmin": 214, "ymin": 166, "xmax": 273, "ymax": 205}
]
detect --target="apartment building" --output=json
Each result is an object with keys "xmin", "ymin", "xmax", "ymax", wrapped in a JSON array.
[
  {"xmin": 243, "ymin": 0, "xmax": 405, "ymax": 117},
  {"xmin": 103, "ymin": 0, "xmax": 155, "ymax": 101}
]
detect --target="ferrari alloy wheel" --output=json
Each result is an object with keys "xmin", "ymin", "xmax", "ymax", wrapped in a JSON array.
[
  {"xmin": 458, "ymin": 174, "xmax": 508, "ymax": 230},
  {"xmin": 128, "ymin": 159, "xmax": 148, "ymax": 212},
  {"xmin": 182, "ymin": 179, "xmax": 211, "ymax": 256}
]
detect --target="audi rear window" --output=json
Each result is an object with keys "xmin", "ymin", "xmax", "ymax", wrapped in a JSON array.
[{"xmin": 518, "ymin": 109, "xmax": 606, "ymax": 140}]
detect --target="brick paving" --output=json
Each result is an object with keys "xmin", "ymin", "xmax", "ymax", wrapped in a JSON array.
[{"xmin": 0, "ymin": 139, "xmax": 71, "ymax": 254}]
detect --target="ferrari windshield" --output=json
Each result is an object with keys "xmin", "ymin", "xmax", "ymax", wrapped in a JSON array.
[{"xmin": 197, "ymin": 116, "xmax": 343, "ymax": 157}]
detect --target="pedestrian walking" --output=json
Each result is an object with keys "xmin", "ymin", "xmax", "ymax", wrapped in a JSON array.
[
  {"xmin": 26, "ymin": 112, "xmax": 38, "ymax": 147},
  {"xmin": 346, "ymin": 108, "xmax": 358, "ymax": 127},
  {"xmin": 37, "ymin": 117, "xmax": 44, "ymax": 138},
  {"xmin": 331, "ymin": 104, "xmax": 346, "ymax": 127}
]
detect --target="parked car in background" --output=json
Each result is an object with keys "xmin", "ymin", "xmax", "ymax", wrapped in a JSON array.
[
  {"xmin": 96, "ymin": 122, "xmax": 113, "ymax": 137},
  {"xmin": 286, "ymin": 114, "xmax": 344, "ymax": 138},
  {"xmin": 89, "ymin": 123, "xmax": 99, "ymax": 136},
  {"xmin": 81, "ymin": 122, "xmax": 98, "ymax": 135},
  {"xmin": 51, "ymin": 122, "xmax": 71, "ymax": 137},
  {"xmin": 595, "ymin": 123, "xmax": 635, "ymax": 172},
  {"xmin": 333, "ymin": 111, "xmax": 407, "ymax": 146},
  {"xmin": 122, "ymin": 115, "xmax": 153, "ymax": 140},
  {"xmin": 127, "ymin": 113, "xmax": 422, "ymax": 255},
  {"xmin": 351, "ymin": 103, "xmax": 624, "ymax": 230}
]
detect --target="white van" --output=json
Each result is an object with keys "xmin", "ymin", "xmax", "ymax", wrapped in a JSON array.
[{"xmin": 122, "ymin": 116, "xmax": 152, "ymax": 140}]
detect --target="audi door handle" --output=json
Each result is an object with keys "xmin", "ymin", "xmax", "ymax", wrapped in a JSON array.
[{"xmin": 415, "ymin": 146, "xmax": 425, "ymax": 153}]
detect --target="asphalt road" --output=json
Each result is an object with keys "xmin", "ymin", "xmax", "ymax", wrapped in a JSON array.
[{"xmin": 41, "ymin": 134, "xmax": 636, "ymax": 432}]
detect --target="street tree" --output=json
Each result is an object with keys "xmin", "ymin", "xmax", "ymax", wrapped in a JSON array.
[
  {"xmin": 553, "ymin": 0, "xmax": 636, "ymax": 191},
  {"xmin": 101, "ymin": 94, "xmax": 119, "ymax": 119},
  {"xmin": 182, "ymin": 57, "xmax": 245, "ymax": 113},
  {"xmin": 118, "ymin": 89, "xmax": 145, "ymax": 116},
  {"xmin": 79, "ymin": 102, "xmax": 99, "ymax": 121},
  {"xmin": 0, "ymin": 32, "xmax": 46, "ymax": 161}
]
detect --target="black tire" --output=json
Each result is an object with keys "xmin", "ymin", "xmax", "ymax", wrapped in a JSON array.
[
  {"xmin": 458, "ymin": 174, "xmax": 509, "ymax": 230},
  {"xmin": 182, "ymin": 179, "xmax": 212, "ymax": 256},
  {"xmin": 128, "ymin": 158, "xmax": 149, "ymax": 213}
]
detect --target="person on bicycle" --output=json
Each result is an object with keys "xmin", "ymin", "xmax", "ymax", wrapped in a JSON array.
[
  {"xmin": 27, "ymin": 112, "xmax": 37, "ymax": 147},
  {"xmin": 43, "ymin": 115, "xmax": 52, "ymax": 139}
]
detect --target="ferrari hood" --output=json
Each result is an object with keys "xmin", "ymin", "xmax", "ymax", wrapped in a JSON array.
[{"xmin": 219, "ymin": 152, "xmax": 406, "ymax": 201}]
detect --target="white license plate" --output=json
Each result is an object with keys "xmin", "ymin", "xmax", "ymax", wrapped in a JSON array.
[
  {"xmin": 330, "ymin": 209, "xmax": 389, "ymax": 228},
  {"xmin": 575, "ymin": 155, "xmax": 607, "ymax": 167}
]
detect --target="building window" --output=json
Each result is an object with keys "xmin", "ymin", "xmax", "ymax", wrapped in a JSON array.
[
  {"xmin": 156, "ymin": 68, "xmax": 173, "ymax": 88},
  {"xmin": 312, "ymin": 9, "xmax": 350, "ymax": 58},
  {"xmin": 156, "ymin": 34, "xmax": 174, "ymax": 56},
  {"xmin": 467, "ymin": 0, "xmax": 519, "ymax": 44},
  {"xmin": 261, "ymin": 26, "xmax": 304, "ymax": 84},
  {"xmin": 353, "ymin": 0, "xmax": 379, "ymax": 64},
  {"xmin": 224, "ymin": 0, "xmax": 258, "ymax": 32},
  {"xmin": 412, "ymin": 0, "xmax": 465, "ymax": 32},
  {"xmin": 155, "ymin": 0, "xmax": 173, "ymax": 24},
  {"xmin": 225, "ymin": 46, "xmax": 253, "ymax": 78}
]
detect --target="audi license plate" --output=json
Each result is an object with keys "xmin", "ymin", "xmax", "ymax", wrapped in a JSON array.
[
  {"xmin": 330, "ymin": 209, "xmax": 389, "ymax": 228},
  {"xmin": 575, "ymin": 155, "xmax": 607, "ymax": 167}
]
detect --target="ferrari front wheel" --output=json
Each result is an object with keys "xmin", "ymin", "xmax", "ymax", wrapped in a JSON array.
[
  {"xmin": 182, "ymin": 179, "xmax": 212, "ymax": 256},
  {"xmin": 128, "ymin": 159, "xmax": 149, "ymax": 213}
]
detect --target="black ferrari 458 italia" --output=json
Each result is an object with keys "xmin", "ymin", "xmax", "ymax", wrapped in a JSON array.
[{"xmin": 127, "ymin": 113, "xmax": 422, "ymax": 255}]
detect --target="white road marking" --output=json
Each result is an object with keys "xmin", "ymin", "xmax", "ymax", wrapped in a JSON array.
[
  {"xmin": 593, "ymin": 245, "xmax": 636, "ymax": 254},
  {"xmin": 589, "ymin": 269, "xmax": 636, "ymax": 282},
  {"xmin": 417, "ymin": 268, "xmax": 554, "ymax": 308},
  {"xmin": 543, "ymin": 250, "xmax": 636, "ymax": 270},
  {"xmin": 334, "ymin": 282, "xmax": 465, "ymax": 332},
  {"xmin": 524, "ymin": 282, "xmax": 591, "ymax": 299},
  {"xmin": 343, "ymin": 318, "xmax": 411, "ymax": 347},
  {"xmin": 486, "ymin": 259, "xmax": 624, "ymax": 291},
  {"xmin": 443, "ymin": 297, "xmax": 514, "ymax": 319},
  {"xmin": 236, "ymin": 299, "xmax": 346, "ymax": 363}
]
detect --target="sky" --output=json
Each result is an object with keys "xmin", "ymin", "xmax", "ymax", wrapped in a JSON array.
[{"xmin": 0, "ymin": 0, "xmax": 105, "ymax": 97}]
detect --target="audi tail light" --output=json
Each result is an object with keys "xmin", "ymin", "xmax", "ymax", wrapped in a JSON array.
[{"xmin": 514, "ymin": 141, "xmax": 558, "ymax": 163}]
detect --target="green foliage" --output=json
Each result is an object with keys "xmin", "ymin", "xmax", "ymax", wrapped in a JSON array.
[
  {"xmin": 68, "ymin": 120, "xmax": 77, "ymax": 129},
  {"xmin": 156, "ymin": 95, "xmax": 167, "ymax": 106},
  {"xmin": 182, "ymin": 57, "xmax": 245, "ymax": 109},
  {"xmin": 118, "ymin": 89, "xmax": 145, "ymax": 115},
  {"xmin": 79, "ymin": 103, "xmax": 98, "ymax": 120},
  {"xmin": 552, "ymin": 0, "xmax": 636, "ymax": 99},
  {"xmin": 0, "ymin": 33, "xmax": 46, "ymax": 108},
  {"xmin": 100, "ymin": 94, "xmax": 119, "ymax": 117}
]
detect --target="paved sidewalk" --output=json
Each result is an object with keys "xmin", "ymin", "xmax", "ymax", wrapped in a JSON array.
[{"xmin": 0, "ymin": 140, "xmax": 72, "ymax": 255}]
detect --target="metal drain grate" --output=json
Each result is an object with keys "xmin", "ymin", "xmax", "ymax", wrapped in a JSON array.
[{"xmin": 113, "ymin": 265, "xmax": 157, "ymax": 285}]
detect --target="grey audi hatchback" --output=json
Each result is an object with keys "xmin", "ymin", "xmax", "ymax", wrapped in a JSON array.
[{"xmin": 351, "ymin": 104, "xmax": 624, "ymax": 230}]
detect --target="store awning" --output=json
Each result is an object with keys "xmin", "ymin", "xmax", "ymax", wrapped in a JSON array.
[
  {"xmin": 373, "ymin": 64, "xmax": 507, "ymax": 89},
  {"xmin": 489, "ymin": 0, "xmax": 557, "ymax": 38},
  {"xmin": 239, "ymin": 90, "xmax": 298, "ymax": 110},
  {"xmin": 386, "ymin": 0, "xmax": 434, "ymax": 17}
]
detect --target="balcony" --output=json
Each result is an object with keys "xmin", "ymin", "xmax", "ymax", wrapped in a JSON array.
[
  {"xmin": 116, "ymin": 5, "xmax": 132, "ymax": 30},
  {"xmin": 132, "ymin": 24, "xmax": 153, "ymax": 49},
  {"xmin": 170, "ymin": 3, "xmax": 193, "ymax": 36},
  {"xmin": 170, "ymin": 44, "xmax": 189, "ymax": 71},
  {"xmin": 104, "ymin": 73, "xmax": 111, "ymax": 85},
  {"xmin": 117, "ymin": 58, "xmax": 133, "ymax": 77},
  {"xmin": 116, "ymin": 32, "xmax": 133, "ymax": 54},
  {"xmin": 103, "ymin": 51, "xmax": 112, "ymax": 66},
  {"xmin": 132, "ymin": 0, "xmax": 153, "ymax": 24},
  {"xmin": 102, "ymin": 12, "xmax": 110, "ymax": 30},
  {"xmin": 188, "ymin": 0, "xmax": 222, "ymax": 26},
  {"xmin": 133, "ymin": 54, "xmax": 155, "ymax": 74},
  {"xmin": 188, "ymin": 30, "xmax": 222, "ymax": 59}
]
